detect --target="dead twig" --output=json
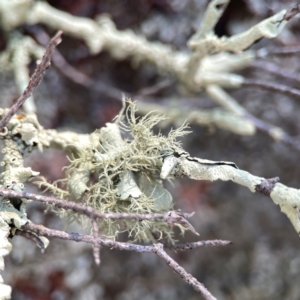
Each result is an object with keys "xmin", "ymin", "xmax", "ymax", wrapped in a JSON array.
[
  {"xmin": 0, "ymin": 31, "xmax": 62, "ymax": 129},
  {"xmin": 166, "ymin": 240, "xmax": 232, "ymax": 251},
  {"xmin": 251, "ymin": 60, "xmax": 300, "ymax": 84},
  {"xmin": 27, "ymin": 26, "xmax": 123, "ymax": 101},
  {"xmin": 22, "ymin": 222, "xmax": 219, "ymax": 300},
  {"xmin": 153, "ymin": 243, "xmax": 217, "ymax": 300},
  {"xmin": 134, "ymin": 79, "xmax": 173, "ymax": 97},
  {"xmin": 243, "ymin": 113, "xmax": 300, "ymax": 152},
  {"xmin": 0, "ymin": 188, "xmax": 198, "ymax": 234},
  {"xmin": 242, "ymin": 79, "xmax": 300, "ymax": 99},
  {"xmin": 256, "ymin": 46, "xmax": 300, "ymax": 58},
  {"xmin": 14, "ymin": 229, "xmax": 46, "ymax": 253},
  {"xmin": 275, "ymin": 4, "xmax": 300, "ymax": 25}
]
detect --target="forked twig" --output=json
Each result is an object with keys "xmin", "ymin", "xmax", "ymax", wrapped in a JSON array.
[{"xmin": 22, "ymin": 222, "xmax": 221, "ymax": 300}]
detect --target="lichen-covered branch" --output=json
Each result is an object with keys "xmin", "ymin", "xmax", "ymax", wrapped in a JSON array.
[
  {"xmin": 206, "ymin": 84, "xmax": 300, "ymax": 151},
  {"xmin": 4, "ymin": 1, "xmax": 187, "ymax": 76},
  {"xmin": 136, "ymin": 101, "xmax": 255, "ymax": 136},
  {"xmin": 165, "ymin": 239, "xmax": 232, "ymax": 251},
  {"xmin": 0, "ymin": 0, "xmax": 299, "ymax": 155},
  {"xmin": 0, "ymin": 32, "xmax": 45, "ymax": 113},
  {"xmin": 159, "ymin": 152, "xmax": 300, "ymax": 235},
  {"xmin": 0, "ymin": 218, "xmax": 12, "ymax": 300}
]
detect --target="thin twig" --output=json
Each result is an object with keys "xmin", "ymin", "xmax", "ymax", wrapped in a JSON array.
[
  {"xmin": 153, "ymin": 244, "xmax": 217, "ymax": 300},
  {"xmin": 251, "ymin": 60, "xmax": 300, "ymax": 84},
  {"xmin": 22, "ymin": 222, "xmax": 218, "ymax": 300},
  {"xmin": 243, "ymin": 112, "xmax": 300, "ymax": 152},
  {"xmin": 276, "ymin": 4, "xmax": 300, "ymax": 25},
  {"xmin": 0, "ymin": 188, "xmax": 198, "ymax": 234},
  {"xmin": 243, "ymin": 79, "xmax": 300, "ymax": 99},
  {"xmin": 166, "ymin": 240, "xmax": 232, "ymax": 251},
  {"xmin": 14, "ymin": 229, "xmax": 46, "ymax": 253},
  {"xmin": 256, "ymin": 46, "xmax": 300, "ymax": 58},
  {"xmin": 27, "ymin": 26, "xmax": 123, "ymax": 101},
  {"xmin": 134, "ymin": 79, "xmax": 173, "ymax": 97},
  {"xmin": 0, "ymin": 31, "xmax": 62, "ymax": 129}
]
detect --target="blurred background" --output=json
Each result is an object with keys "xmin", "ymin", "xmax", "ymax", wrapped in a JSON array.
[{"xmin": 2, "ymin": 0, "xmax": 300, "ymax": 299}]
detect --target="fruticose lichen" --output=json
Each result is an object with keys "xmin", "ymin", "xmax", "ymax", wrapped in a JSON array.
[{"xmin": 41, "ymin": 101, "xmax": 189, "ymax": 242}]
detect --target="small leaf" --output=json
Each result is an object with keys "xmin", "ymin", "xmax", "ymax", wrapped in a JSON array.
[
  {"xmin": 136, "ymin": 172, "xmax": 172, "ymax": 211},
  {"xmin": 117, "ymin": 170, "xmax": 142, "ymax": 200}
]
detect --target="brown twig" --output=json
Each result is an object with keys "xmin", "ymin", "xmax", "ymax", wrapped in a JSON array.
[
  {"xmin": 242, "ymin": 79, "xmax": 300, "ymax": 99},
  {"xmin": 251, "ymin": 60, "xmax": 300, "ymax": 84},
  {"xmin": 243, "ymin": 113, "xmax": 300, "ymax": 152},
  {"xmin": 14, "ymin": 229, "xmax": 46, "ymax": 253},
  {"xmin": 22, "ymin": 222, "xmax": 218, "ymax": 300},
  {"xmin": 256, "ymin": 46, "xmax": 300, "ymax": 58},
  {"xmin": 276, "ymin": 4, "xmax": 300, "ymax": 25},
  {"xmin": 0, "ymin": 188, "xmax": 199, "ymax": 234},
  {"xmin": 134, "ymin": 79, "xmax": 173, "ymax": 97},
  {"xmin": 0, "ymin": 31, "xmax": 62, "ymax": 129},
  {"xmin": 153, "ymin": 243, "xmax": 217, "ymax": 300},
  {"xmin": 27, "ymin": 26, "xmax": 124, "ymax": 101}
]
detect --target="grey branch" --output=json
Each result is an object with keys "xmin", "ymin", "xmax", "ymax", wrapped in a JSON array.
[
  {"xmin": 0, "ymin": 188, "xmax": 198, "ymax": 235},
  {"xmin": 251, "ymin": 60, "xmax": 300, "ymax": 85},
  {"xmin": 14, "ymin": 229, "xmax": 46, "ymax": 252},
  {"xmin": 243, "ymin": 113, "xmax": 300, "ymax": 152},
  {"xmin": 0, "ymin": 31, "xmax": 62, "ymax": 129},
  {"xmin": 166, "ymin": 240, "xmax": 232, "ymax": 251},
  {"xmin": 153, "ymin": 243, "xmax": 217, "ymax": 300},
  {"xmin": 243, "ymin": 78, "xmax": 300, "ymax": 99},
  {"xmin": 256, "ymin": 46, "xmax": 300, "ymax": 58},
  {"xmin": 22, "ymin": 222, "xmax": 221, "ymax": 300}
]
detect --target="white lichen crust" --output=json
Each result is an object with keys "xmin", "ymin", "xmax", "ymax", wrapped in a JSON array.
[
  {"xmin": 271, "ymin": 184, "xmax": 300, "ymax": 234},
  {"xmin": 0, "ymin": 218, "xmax": 12, "ymax": 300},
  {"xmin": 0, "ymin": 110, "xmax": 50, "ymax": 299}
]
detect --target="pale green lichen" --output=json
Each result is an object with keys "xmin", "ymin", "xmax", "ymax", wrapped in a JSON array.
[
  {"xmin": 270, "ymin": 183, "xmax": 300, "ymax": 235},
  {"xmin": 0, "ymin": 218, "xmax": 12, "ymax": 300},
  {"xmin": 0, "ymin": 111, "xmax": 49, "ymax": 300},
  {"xmin": 46, "ymin": 101, "xmax": 189, "ymax": 242}
]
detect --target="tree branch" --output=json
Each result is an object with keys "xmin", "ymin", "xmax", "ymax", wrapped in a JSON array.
[
  {"xmin": 0, "ymin": 188, "xmax": 198, "ymax": 235},
  {"xmin": 153, "ymin": 243, "xmax": 217, "ymax": 300},
  {"xmin": 243, "ymin": 78, "xmax": 300, "ymax": 99},
  {"xmin": 256, "ymin": 46, "xmax": 300, "ymax": 58},
  {"xmin": 243, "ymin": 112, "xmax": 300, "ymax": 152},
  {"xmin": 14, "ymin": 229, "xmax": 46, "ymax": 253},
  {"xmin": 22, "ymin": 222, "xmax": 220, "ymax": 300},
  {"xmin": 0, "ymin": 31, "xmax": 62, "ymax": 129},
  {"xmin": 166, "ymin": 240, "xmax": 232, "ymax": 251},
  {"xmin": 251, "ymin": 60, "xmax": 300, "ymax": 84}
]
